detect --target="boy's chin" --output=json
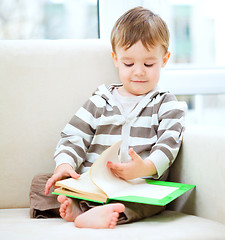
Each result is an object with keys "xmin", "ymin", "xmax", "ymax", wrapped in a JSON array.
[{"xmin": 130, "ymin": 88, "xmax": 152, "ymax": 96}]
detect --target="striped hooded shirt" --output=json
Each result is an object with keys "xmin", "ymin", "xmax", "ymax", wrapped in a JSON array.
[{"xmin": 54, "ymin": 84, "xmax": 186, "ymax": 179}]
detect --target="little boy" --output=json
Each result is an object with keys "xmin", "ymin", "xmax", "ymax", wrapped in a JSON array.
[{"xmin": 30, "ymin": 6, "xmax": 185, "ymax": 229}]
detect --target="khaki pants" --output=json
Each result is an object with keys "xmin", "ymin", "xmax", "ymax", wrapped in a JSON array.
[{"xmin": 30, "ymin": 174, "xmax": 165, "ymax": 224}]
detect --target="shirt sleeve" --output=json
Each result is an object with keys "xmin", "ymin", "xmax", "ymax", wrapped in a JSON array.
[
  {"xmin": 54, "ymin": 97, "xmax": 100, "ymax": 170},
  {"xmin": 147, "ymin": 94, "xmax": 187, "ymax": 178}
]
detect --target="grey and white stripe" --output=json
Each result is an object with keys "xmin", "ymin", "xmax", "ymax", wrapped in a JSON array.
[{"xmin": 54, "ymin": 84, "xmax": 186, "ymax": 178}]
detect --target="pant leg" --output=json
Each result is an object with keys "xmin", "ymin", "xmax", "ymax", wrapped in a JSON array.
[
  {"xmin": 29, "ymin": 173, "xmax": 91, "ymax": 219},
  {"xmin": 29, "ymin": 173, "xmax": 60, "ymax": 218},
  {"xmin": 117, "ymin": 201, "xmax": 165, "ymax": 224}
]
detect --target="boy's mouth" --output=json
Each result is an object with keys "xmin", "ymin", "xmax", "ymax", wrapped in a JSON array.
[{"xmin": 131, "ymin": 80, "xmax": 147, "ymax": 83}]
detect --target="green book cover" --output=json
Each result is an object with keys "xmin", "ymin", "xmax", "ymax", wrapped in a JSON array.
[
  {"xmin": 107, "ymin": 179, "xmax": 195, "ymax": 206},
  {"xmin": 53, "ymin": 179, "xmax": 195, "ymax": 206}
]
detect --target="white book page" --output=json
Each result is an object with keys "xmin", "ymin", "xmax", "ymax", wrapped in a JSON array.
[
  {"xmin": 110, "ymin": 178, "xmax": 178, "ymax": 200},
  {"xmin": 90, "ymin": 141, "xmax": 178, "ymax": 200},
  {"xmin": 90, "ymin": 141, "xmax": 131, "ymax": 197},
  {"xmin": 56, "ymin": 171, "xmax": 103, "ymax": 195}
]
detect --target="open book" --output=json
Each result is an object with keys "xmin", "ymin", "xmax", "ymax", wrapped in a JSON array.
[{"xmin": 53, "ymin": 141, "xmax": 195, "ymax": 206}]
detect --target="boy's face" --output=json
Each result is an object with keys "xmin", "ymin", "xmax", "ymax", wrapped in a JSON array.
[{"xmin": 112, "ymin": 40, "xmax": 170, "ymax": 96}]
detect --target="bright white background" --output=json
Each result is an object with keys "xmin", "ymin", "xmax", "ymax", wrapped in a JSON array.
[{"xmin": 0, "ymin": 0, "xmax": 225, "ymax": 126}]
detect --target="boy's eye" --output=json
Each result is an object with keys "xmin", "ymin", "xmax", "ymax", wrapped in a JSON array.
[
  {"xmin": 124, "ymin": 63, "xmax": 134, "ymax": 67},
  {"xmin": 144, "ymin": 63, "xmax": 154, "ymax": 67}
]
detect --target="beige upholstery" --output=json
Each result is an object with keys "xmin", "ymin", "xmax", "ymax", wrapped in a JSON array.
[{"xmin": 0, "ymin": 40, "xmax": 225, "ymax": 239}]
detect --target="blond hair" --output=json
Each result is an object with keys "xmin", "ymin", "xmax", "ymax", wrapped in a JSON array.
[{"xmin": 110, "ymin": 6, "xmax": 170, "ymax": 54}]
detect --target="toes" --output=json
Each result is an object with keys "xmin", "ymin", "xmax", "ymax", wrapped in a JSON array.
[
  {"xmin": 59, "ymin": 206, "xmax": 66, "ymax": 217},
  {"xmin": 59, "ymin": 205, "xmax": 65, "ymax": 214},
  {"xmin": 60, "ymin": 202, "xmax": 67, "ymax": 211},
  {"xmin": 112, "ymin": 212, "xmax": 119, "ymax": 223},
  {"xmin": 112, "ymin": 212, "xmax": 119, "ymax": 218},
  {"xmin": 60, "ymin": 211, "xmax": 66, "ymax": 218},
  {"xmin": 108, "ymin": 211, "xmax": 119, "ymax": 229},
  {"xmin": 108, "ymin": 220, "xmax": 117, "ymax": 229},
  {"xmin": 57, "ymin": 194, "xmax": 67, "ymax": 203},
  {"xmin": 59, "ymin": 199, "xmax": 69, "ymax": 217},
  {"xmin": 116, "ymin": 203, "xmax": 125, "ymax": 213},
  {"xmin": 111, "ymin": 203, "xmax": 125, "ymax": 214},
  {"xmin": 109, "ymin": 224, "xmax": 115, "ymax": 229}
]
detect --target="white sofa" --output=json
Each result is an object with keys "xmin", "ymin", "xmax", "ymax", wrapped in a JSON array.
[{"xmin": 0, "ymin": 39, "xmax": 225, "ymax": 240}]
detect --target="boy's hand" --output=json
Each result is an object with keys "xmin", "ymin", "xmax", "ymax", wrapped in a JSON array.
[
  {"xmin": 106, "ymin": 148, "xmax": 157, "ymax": 180},
  {"xmin": 45, "ymin": 163, "xmax": 80, "ymax": 195}
]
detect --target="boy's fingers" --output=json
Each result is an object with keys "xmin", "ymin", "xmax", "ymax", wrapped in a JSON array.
[
  {"xmin": 45, "ymin": 173, "xmax": 62, "ymax": 195},
  {"xmin": 106, "ymin": 161, "xmax": 113, "ymax": 167},
  {"xmin": 45, "ymin": 177, "xmax": 55, "ymax": 195},
  {"xmin": 128, "ymin": 148, "xmax": 136, "ymax": 156},
  {"xmin": 69, "ymin": 169, "xmax": 80, "ymax": 179},
  {"xmin": 106, "ymin": 161, "xmax": 115, "ymax": 169},
  {"xmin": 129, "ymin": 148, "xmax": 141, "ymax": 161},
  {"xmin": 110, "ymin": 168, "xmax": 122, "ymax": 178},
  {"xmin": 107, "ymin": 161, "xmax": 123, "ymax": 171},
  {"xmin": 45, "ymin": 179, "xmax": 52, "ymax": 195},
  {"xmin": 45, "ymin": 168, "xmax": 80, "ymax": 195}
]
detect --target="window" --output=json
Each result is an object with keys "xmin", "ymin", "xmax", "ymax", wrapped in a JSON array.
[
  {"xmin": 99, "ymin": 0, "xmax": 225, "ymax": 126},
  {"xmin": 1, "ymin": 0, "xmax": 225, "ymax": 126},
  {"xmin": 99, "ymin": 0, "xmax": 225, "ymax": 68},
  {"xmin": 0, "ymin": 0, "xmax": 98, "ymax": 39}
]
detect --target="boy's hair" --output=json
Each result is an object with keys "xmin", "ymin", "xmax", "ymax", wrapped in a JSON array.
[{"xmin": 110, "ymin": 6, "xmax": 170, "ymax": 54}]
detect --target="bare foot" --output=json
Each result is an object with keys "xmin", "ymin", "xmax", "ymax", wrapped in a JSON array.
[
  {"xmin": 74, "ymin": 203, "xmax": 125, "ymax": 229},
  {"xmin": 57, "ymin": 195, "xmax": 82, "ymax": 222}
]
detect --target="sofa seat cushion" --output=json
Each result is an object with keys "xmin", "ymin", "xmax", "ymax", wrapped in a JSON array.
[{"xmin": 1, "ymin": 208, "xmax": 225, "ymax": 240}]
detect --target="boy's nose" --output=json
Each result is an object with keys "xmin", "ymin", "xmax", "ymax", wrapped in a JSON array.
[{"xmin": 133, "ymin": 65, "xmax": 145, "ymax": 77}]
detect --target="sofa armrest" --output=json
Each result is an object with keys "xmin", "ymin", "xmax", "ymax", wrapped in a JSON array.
[{"xmin": 168, "ymin": 125, "xmax": 225, "ymax": 225}]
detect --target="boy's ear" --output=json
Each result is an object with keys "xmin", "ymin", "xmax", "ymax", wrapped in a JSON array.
[
  {"xmin": 112, "ymin": 52, "xmax": 118, "ymax": 68},
  {"xmin": 162, "ymin": 51, "xmax": 171, "ymax": 68}
]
